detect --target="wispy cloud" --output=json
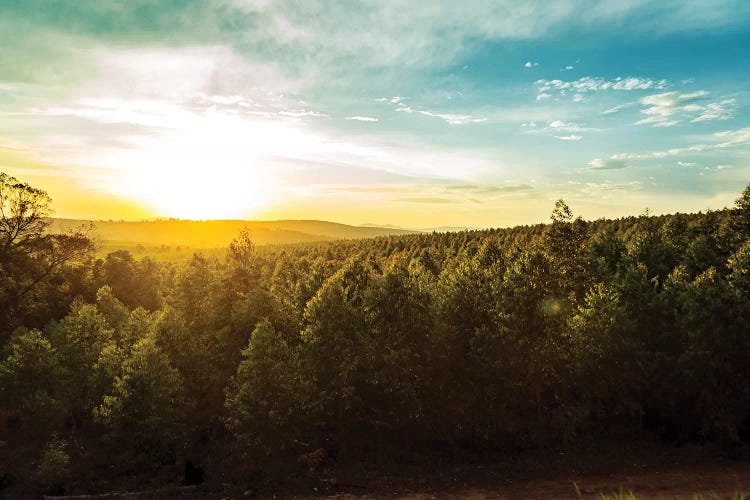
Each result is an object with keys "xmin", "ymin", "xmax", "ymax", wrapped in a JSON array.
[
  {"xmin": 278, "ymin": 110, "xmax": 329, "ymax": 118},
  {"xmin": 699, "ymin": 164, "xmax": 733, "ymax": 176},
  {"xmin": 414, "ymin": 110, "xmax": 487, "ymax": 125},
  {"xmin": 345, "ymin": 116, "xmax": 378, "ymax": 122},
  {"xmin": 377, "ymin": 96, "xmax": 404, "ymax": 104},
  {"xmin": 445, "ymin": 184, "xmax": 534, "ymax": 195},
  {"xmin": 691, "ymin": 98, "xmax": 736, "ymax": 122},
  {"xmin": 522, "ymin": 120, "xmax": 598, "ymax": 140},
  {"xmin": 385, "ymin": 98, "xmax": 487, "ymax": 125},
  {"xmin": 588, "ymin": 158, "xmax": 628, "ymax": 170},
  {"xmin": 635, "ymin": 91, "xmax": 735, "ymax": 127},
  {"xmin": 547, "ymin": 120, "xmax": 598, "ymax": 132},
  {"xmin": 536, "ymin": 76, "xmax": 669, "ymax": 100},
  {"xmin": 602, "ymin": 102, "xmax": 636, "ymax": 115},
  {"xmin": 612, "ymin": 126, "xmax": 750, "ymax": 160},
  {"xmin": 397, "ymin": 197, "xmax": 460, "ymax": 204}
]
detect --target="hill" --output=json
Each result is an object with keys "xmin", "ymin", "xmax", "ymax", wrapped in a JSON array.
[{"xmin": 48, "ymin": 218, "xmax": 419, "ymax": 248}]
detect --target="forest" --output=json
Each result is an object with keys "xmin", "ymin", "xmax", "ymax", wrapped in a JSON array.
[{"xmin": 2, "ymin": 171, "xmax": 750, "ymax": 497}]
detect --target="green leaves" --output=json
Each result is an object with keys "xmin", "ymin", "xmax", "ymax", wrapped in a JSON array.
[
  {"xmin": 94, "ymin": 337, "xmax": 189, "ymax": 452},
  {"xmin": 0, "ymin": 329, "xmax": 62, "ymax": 430}
]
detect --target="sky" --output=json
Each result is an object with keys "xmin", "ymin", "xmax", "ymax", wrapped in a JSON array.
[{"xmin": 1, "ymin": 0, "xmax": 749, "ymax": 227}]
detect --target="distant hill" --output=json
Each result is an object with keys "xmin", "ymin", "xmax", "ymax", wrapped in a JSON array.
[
  {"xmin": 420, "ymin": 226, "xmax": 481, "ymax": 232},
  {"xmin": 48, "ymin": 218, "xmax": 419, "ymax": 248},
  {"xmin": 361, "ymin": 222, "xmax": 479, "ymax": 233},
  {"xmin": 360, "ymin": 223, "xmax": 413, "ymax": 230}
]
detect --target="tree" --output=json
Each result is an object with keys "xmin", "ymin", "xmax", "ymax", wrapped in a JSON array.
[
  {"xmin": 0, "ymin": 173, "xmax": 94, "ymax": 337},
  {"xmin": 225, "ymin": 319, "xmax": 306, "ymax": 456},
  {"xmin": 0, "ymin": 172, "xmax": 51, "ymax": 249},
  {"xmin": 95, "ymin": 337, "xmax": 188, "ymax": 454},
  {"xmin": 546, "ymin": 199, "xmax": 588, "ymax": 298},
  {"xmin": 301, "ymin": 257, "xmax": 372, "ymax": 456},
  {"xmin": 101, "ymin": 251, "xmax": 161, "ymax": 310},
  {"xmin": 47, "ymin": 302, "xmax": 115, "ymax": 428},
  {"xmin": 360, "ymin": 258, "xmax": 434, "ymax": 435},
  {"xmin": 725, "ymin": 183, "xmax": 750, "ymax": 248},
  {"xmin": 0, "ymin": 328, "xmax": 63, "ymax": 433},
  {"xmin": 567, "ymin": 283, "xmax": 641, "ymax": 428}
]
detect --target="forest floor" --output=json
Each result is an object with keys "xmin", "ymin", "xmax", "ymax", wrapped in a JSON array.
[
  {"xmin": 141, "ymin": 455, "xmax": 750, "ymax": 499},
  {"xmin": 301, "ymin": 461, "xmax": 750, "ymax": 499},
  {"xmin": 185, "ymin": 441, "xmax": 750, "ymax": 499},
  {"xmin": 4, "ymin": 438, "xmax": 750, "ymax": 499}
]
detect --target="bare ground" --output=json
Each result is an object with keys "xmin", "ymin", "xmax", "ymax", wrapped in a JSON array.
[
  {"xmin": 316, "ymin": 462, "xmax": 750, "ymax": 499},
  {"xmin": 4, "ymin": 439, "xmax": 750, "ymax": 499}
]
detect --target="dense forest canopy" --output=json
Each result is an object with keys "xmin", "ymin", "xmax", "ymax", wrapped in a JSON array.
[{"xmin": 2, "ymin": 172, "xmax": 750, "ymax": 495}]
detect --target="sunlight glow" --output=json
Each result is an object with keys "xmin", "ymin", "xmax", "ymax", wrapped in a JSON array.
[{"xmin": 100, "ymin": 112, "xmax": 276, "ymax": 220}]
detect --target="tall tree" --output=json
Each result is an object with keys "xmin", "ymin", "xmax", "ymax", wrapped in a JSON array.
[{"xmin": 0, "ymin": 173, "xmax": 94, "ymax": 337}]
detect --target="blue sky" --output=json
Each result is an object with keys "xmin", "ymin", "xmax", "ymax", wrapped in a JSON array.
[{"xmin": 1, "ymin": 0, "xmax": 749, "ymax": 226}]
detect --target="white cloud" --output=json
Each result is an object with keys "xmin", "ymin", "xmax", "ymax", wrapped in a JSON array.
[
  {"xmin": 377, "ymin": 96, "xmax": 404, "ymax": 104},
  {"xmin": 572, "ymin": 93, "xmax": 585, "ymax": 102},
  {"xmin": 691, "ymin": 98, "xmax": 736, "ymax": 122},
  {"xmin": 602, "ymin": 102, "xmax": 636, "ymax": 114},
  {"xmin": 536, "ymin": 76, "xmax": 669, "ymax": 99},
  {"xmin": 579, "ymin": 181, "xmax": 643, "ymax": 195},
  {"xmin": 611, "ymin": 126, "xmax": 750, "ymax": 160},
  {"xmin": 636, "ymin": 91, "xmax": 735, "ymax": 127},
  {"xmin": 219, "ymin": 1, "xmax": 750, "ymax": 77},
  {"xmin": 565, "ymin": 65, "xmax": 574, "ymax": 70},
  {"xmin": 16, "ymin": 45, "xmax": 509, "ymax": 205},
  {"xmin": 345, "ymin": 116, "xmax": 378, "ymax": 122},
  {"xmin": 278, "ymin": 109, "xmax": 329, "ymax": 118},
  {"xmin": 390, "ymin": 98, "xmax": 486, "ymax": 125},
  {"xmin": 414, "ymin": 109, "xmax": 487, "ymax": 125},
  {"xmin": 547, "ymin": 120, "xmax": 598, "ymax": 132},
  {"xmin": 520, "ymin": 119, "xmax": 599, "ymax": 140},
  {"xmin": 83, "ymin": 46, "xmax": 303, "ymax": 106},
  {"xmin": 525, "ymin": 61, "xmax": 533, "ymax": 68},
  {"xmin": 588, "ymin": 158, "xmax": 627, "ymax": 170},
  {"xmin": 698, "ymin": 164, "xmax": 733, "ymax": 176},
  {"xmin": 536, "ymin": 93, "xmax": 551, "ymax": 101},
  {"xmin": 677, "ymin": 161, "xmax": 696, "ymax": 167}
]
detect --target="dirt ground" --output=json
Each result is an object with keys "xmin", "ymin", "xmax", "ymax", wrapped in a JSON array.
[
  {"xmin": 316, "ymin": 462, "xmax": 750, "ymax": 499},
  {"xmin": 4, "ymin": 439, "xmax": 750, "ymax": 499},
  {"xmin": 285, "ymin": 444, "xmax": 750, "ymax": 500}
]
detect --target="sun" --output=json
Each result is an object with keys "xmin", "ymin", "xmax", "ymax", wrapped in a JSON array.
[
  {"xmin": 123, "ymin": 164, "xmax": 272, "ymax": 220},
  {"xmin": 106, "ymin": 115, "xmax": 275, "ymax": 220},
  {"xmin": 151, "ymin": 172, "xmax": 270, "ymax": 220}
]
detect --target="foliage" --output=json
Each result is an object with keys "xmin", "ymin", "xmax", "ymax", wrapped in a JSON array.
[
  {"xmin": 225, "ymin": 319, "xmax": 307, "ymax": 455},
  {"xmin": 0, "ymin": 173, "xmax": 94, "ymax": 338},
  {"xmin": 0, "ymin": 328, "xmax": 62, "ymax": 430},
  {"xmin": 94, "ymin": 336, "xmax": 189, "ymax": 452},
  {"xmin": 37, "ymin": 435, "xmax": 71, "ymax": 486},
  {"xmin": 3, "ymin": 171, "xmax": 750, "ymax": 486}
]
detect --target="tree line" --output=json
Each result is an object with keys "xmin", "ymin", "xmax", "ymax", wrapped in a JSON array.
[{"xmin": 2, "ymin": 171, "xmax": 750, "ymax": 492}]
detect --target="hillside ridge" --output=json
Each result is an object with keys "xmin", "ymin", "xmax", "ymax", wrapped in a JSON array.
[{"xmin": 47, "ymin": 217, "xmax": 419, "ymax": 247}]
